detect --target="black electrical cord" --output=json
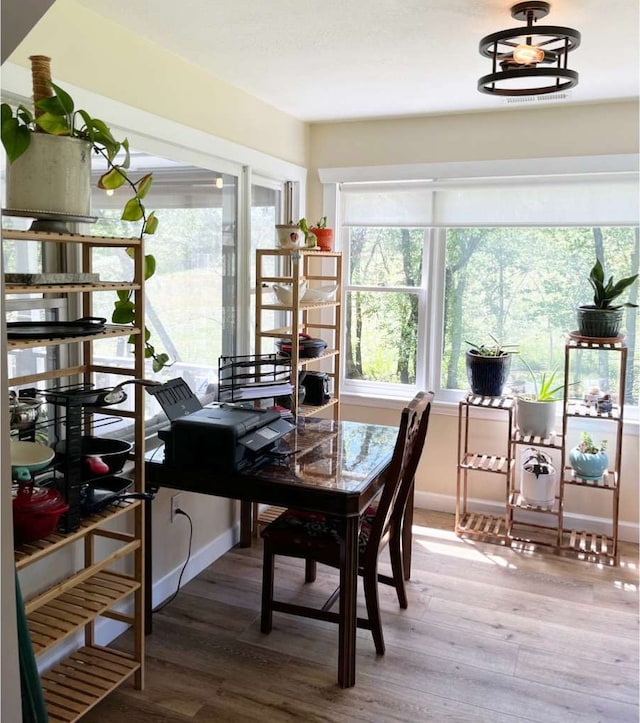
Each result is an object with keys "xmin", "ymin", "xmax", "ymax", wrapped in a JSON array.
[{"xmin": 152, "ymin": 508, "xmax": 193, "ymax": 614}]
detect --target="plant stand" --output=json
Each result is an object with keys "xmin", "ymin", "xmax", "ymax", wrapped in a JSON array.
[{"xmin": 559, "ymin": 333, "xmax": 627, "ymax": 565}]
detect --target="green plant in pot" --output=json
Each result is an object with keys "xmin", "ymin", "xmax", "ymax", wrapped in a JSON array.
[
  {"xmin": 465, "ymin": 335, "xmax": 519, "ymax": 397},
  {"xmin": 1, "ymin": 56, "xmax": 168, "ymax": 371},
  {"xmin": 520, "ymin": 448, "xmax": 557, "ymax": 507},
  {"xmin": 306, "ymin": 216, "xmax": 334, "ymax": 251},
  {"xmin": 515, "ymin": 359, "xmax": 563, "ymax": 439},
  {"xmin": 577, "ymin": 259, "xmax": 638, "ymax": 339},
  {"xmin": 568, "ymin": 431, "xmax": 608, "ymax": 481}
]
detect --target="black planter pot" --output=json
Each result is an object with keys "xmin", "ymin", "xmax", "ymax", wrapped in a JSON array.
[
  {"xmin": 465, "ymin": 351, "xmax": 512, "ymax": 397},
  {"xmin": 576, "ymin": 305, "xmax": 623, "ymax": 339}
]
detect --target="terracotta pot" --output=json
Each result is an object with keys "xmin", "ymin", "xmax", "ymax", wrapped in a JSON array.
[{"xmin": 313, "ymin": 228, "xmax": 334, "ymax": 251}]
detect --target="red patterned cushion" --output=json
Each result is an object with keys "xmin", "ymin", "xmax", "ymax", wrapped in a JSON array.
[{"xmin": 262, "ymin": 504, "xmax": 379, "ymax": 556}]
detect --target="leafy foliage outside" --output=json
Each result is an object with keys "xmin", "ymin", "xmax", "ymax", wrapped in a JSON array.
[{"xmin": 345, "ymin": 225, "xmax": 639, "ymax": 404}]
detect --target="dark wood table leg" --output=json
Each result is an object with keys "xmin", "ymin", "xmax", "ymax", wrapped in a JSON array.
[
  {"xmin": 338, "ymin": 515, "xmax": 359, "ymax": 688},
  {"xmin": 402, "ymin": 480, "xmax": 414, "ymax": 580},
  {"xmin": 240, "ymin": 500, "xmax": 252, "ymax": 547}
]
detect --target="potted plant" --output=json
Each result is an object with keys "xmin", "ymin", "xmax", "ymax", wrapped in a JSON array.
[
  {"xmin": 1, "ymin": 56, "xmax": 168, "ymax": 371},
  {"xmin": 576, "ymin": 259, "xmax": 638, "ymax": 339},
  {"xmin": 305, "ymin": 216, "xmax": 334, "ymax": 251},
  {"xmin": 520, "ymin": 448, "xmax": 557, "ymax": 507},
  {"xmin": 275, "ymin": 220, "xmax": 307, "ymax": 248},
  {"xmin": 568, "ymin": 432, "xmax": 608, "ymax": 481},
  {"xmin": 465, "ymin": 335, "xmax": 518, "ymax": 397},
  {"xmin": 515, "ymin": 359, "xmax": 563, "ymax": 438}
]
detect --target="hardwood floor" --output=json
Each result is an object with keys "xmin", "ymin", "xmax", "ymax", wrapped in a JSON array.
[{"xmin": 85, "ymin": 510, "xmax": 639, "ymax": 722}]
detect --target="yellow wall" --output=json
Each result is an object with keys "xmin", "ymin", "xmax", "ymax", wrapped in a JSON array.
[
  {"xmin": 7, "ymin": 0, "xmax": 308, "ymax": 166},
  {"xmin": 306, "ymin": 101, "xmax": 639, "ymax": 217}
]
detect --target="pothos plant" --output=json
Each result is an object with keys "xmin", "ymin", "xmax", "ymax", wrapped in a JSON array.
[{"xmin": 1, "ymin": 82, "xmax": 170, "ymax": 371}]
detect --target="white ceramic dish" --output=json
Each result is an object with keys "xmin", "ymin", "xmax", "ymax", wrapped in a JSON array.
[
  {"xmin": 302, "ymin": 284, "xmax": 339, "ymax": 302},
  {"xmin": 272, "ymin": 282, "xmax": 307, "ymax": 306}
]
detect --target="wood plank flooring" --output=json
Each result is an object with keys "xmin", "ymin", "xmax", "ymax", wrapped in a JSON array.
[{"xmin": 84, "ymin": 510, "xmax": 639, "ymax": 722}]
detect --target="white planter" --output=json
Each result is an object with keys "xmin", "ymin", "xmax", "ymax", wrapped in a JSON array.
[
  {"xmin": 275, "ymin": 224, "xmax": 306, "ymax": 249},
  {"xmin": 6, "ymin": 134, "xmax": 92, "ymax": 218},
  {"xmin": 521, "ymin": 466, "xmax": 557, "ymax": 507},
  {"xmin": 516, "ymin": 398, "xmax": 558, "ymax": 437}
]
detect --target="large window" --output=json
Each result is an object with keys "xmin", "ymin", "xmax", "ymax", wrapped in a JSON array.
[{"xmin": 341, "ymin": 175, "xmax": 639, "ymax": 408}]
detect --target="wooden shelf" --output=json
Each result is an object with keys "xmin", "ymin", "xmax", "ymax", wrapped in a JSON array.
[
  {"xmin": 7, "ymin": 324, "xmax": 141, "ymax": 350},
  {"xmin": 40, "ymin": 645, "xmax": 140, "ymax": 722},
  {"xmin": 6, "ymin": 281, "xmax": 140, "ymax": 295},
  {"xmin": 562, "ymin": 468, "xmax": 617, "ymax": 490},
  {"xmin": 27, "ymin": 570, "xmax": 139, "ymax": 656},
  {"xmin": 14, "ymin": 500, "xmax": 141, "ymax": 571},
  {"xmin": 456, "ymin": 511, "xmax": 508, "ymax": 541},
  {"xmin": 459, "ymin": 452, "xmax": 512, "ymax": 474},
  {"xmin": 561, "ymin": 529, "xmax": 616, "ymax": 564},
  {"xmin": 508, "ymin": 492, "xmax": 560, "ymax": 514},
  {"xmin": 2, "ymin": 228, "xmax": 141, "ymax": 247}
]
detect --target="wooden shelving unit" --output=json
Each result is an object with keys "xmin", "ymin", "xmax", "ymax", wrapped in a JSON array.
[
  {"xmin": 253, "ymin": 248, "xmax": 342, "ymax": 532},
  {"xmin": 255, "ymin": 248, "xmax": 342, "ymax": 420},
  {"xmin": 455, "ymin": 395, "xmax": 514, "ymax": 545},
  {"xmin": 456, "ymin": 334, "xmax": 628, "ymax": 566},
  {"xmin": 3, "ymin": 226, "xmax": 146, "ymax": 720},
  {"xmin": 559, "ymin": 333, "xmax": 627, "ymax": 565}
]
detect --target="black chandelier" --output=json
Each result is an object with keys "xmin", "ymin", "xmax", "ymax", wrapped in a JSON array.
[{"xmin": 478, "ymin": 1, "xmax": 580, "ymax": 97}]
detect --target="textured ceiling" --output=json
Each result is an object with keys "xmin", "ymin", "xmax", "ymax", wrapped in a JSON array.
[{"xmin": 76, "ymin": 0, "xmax": 639, "ymax": 122}]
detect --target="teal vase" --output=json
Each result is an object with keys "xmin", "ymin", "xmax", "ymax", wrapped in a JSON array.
[{"xmin": 568, "ymin": 447, "xmax": 608, "ymax": 481}]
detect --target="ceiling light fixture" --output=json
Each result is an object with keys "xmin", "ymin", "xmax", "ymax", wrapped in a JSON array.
[{"xmin": 478, "ymin": 1, "xmax": 580, "ymax": 97}]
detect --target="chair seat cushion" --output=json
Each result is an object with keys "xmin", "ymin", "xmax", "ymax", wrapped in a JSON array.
[{"xmin": 261, "ymin": 505, "xmax": 378, "ymax": 556}]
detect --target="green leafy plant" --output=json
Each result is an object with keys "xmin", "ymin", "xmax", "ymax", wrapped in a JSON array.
[
  {"xmin": 587, "ymin": 259, "xmax": 638, "ymax": 310},
  {"xmin": 1, "ymin": 82, "xmax": 169, "ymax": 371},
  {"xmin": 311, "ymin": 216, "xmax": 327, "ymax": 229},
  {"xmin": 518, "ymin": 358, "xmax": 564, "ymax": 402},
  {"xmin": 577, "ymin": 431, "xmax": 607, "ymax": 454},
  {"xmin": 465, "ymin": 334, "xmax": 519, "ymax": 357}
]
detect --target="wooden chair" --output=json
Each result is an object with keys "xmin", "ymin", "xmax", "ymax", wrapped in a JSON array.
[{"xmin": 260, "ymin": 391, "xmax": 433, "ymax": 656}]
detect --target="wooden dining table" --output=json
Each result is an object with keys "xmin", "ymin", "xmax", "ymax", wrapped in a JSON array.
[{"xmin": 145, "ymin": 416, "xmax": 398, "ymax": 688}]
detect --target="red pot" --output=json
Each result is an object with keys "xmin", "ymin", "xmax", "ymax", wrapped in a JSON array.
[
  {"xmin": 13, "ymin": 483, "xmax": 69, "ymax": 543},
  {"xmin": 313, "ymin": 228, "xmax": 333, "ymax": 251}
]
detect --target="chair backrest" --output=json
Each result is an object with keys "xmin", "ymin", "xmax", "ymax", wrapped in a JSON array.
[{"xmin": 362, "ymin": 391, "xmax": 434, "ymax": 563}]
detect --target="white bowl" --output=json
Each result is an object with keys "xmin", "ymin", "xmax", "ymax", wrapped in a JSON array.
[
  {"xmin": 302, "ymin": 284, "xmax": 339, "ymax": 302},
  {"xmin": 272, "ymin": 282, "xmax": 307, "ymax": 306}
]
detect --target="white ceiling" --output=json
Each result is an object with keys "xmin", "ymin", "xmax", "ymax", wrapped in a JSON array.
[{"xmin": 76, "ymin": 0, "xmax": 639, "ymax": 122}]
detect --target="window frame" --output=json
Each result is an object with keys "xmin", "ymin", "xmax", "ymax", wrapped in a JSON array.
[{"xmin": 321, "ymin": 156, "xmax": 639, "ymax": 419}]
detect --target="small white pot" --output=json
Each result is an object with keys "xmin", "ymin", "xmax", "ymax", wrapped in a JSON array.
[
  {"xmin": 521, "ymin": 466, "xmax": 557, "ymax": 507},
  {"xmin": 275, "ymin": 224, "xmax": 306, "ymax": 249},
  {"xmin": 516, "ymin": 398, "xmax": 558, "ymax": 438}
]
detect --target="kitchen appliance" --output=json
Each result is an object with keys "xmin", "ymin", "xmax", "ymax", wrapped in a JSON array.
[
  {"xmin": 302, "ymin": 372, "xmax": 330, "ymax": 406},
  {"xmin": 276, "ymin": 333, "xmax": 327, "ymax": 358}
]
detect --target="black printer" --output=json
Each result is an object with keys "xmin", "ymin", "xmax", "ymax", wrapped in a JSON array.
[{"xmin": 150, "ymin": 378, "xmax": 295, "ymax": 475}]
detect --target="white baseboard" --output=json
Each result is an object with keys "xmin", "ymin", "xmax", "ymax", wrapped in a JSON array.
[{"xmin": 414, "ymin": 491, "xmax": 639, "ymax": 544}]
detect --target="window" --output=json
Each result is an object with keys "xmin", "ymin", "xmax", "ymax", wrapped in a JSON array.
[{"xmin": 340, "ymin": 173, "xmax": 639, "ymax": 409}]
